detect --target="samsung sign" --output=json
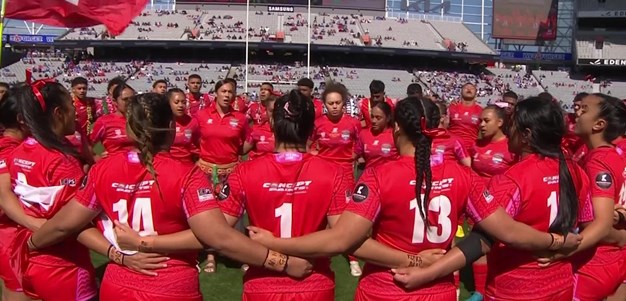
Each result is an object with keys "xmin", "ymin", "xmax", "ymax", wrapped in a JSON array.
[
  {"xmin": 578, "ymin": 58, "xmax": 626, "ymax": 67},
  {"xmin": 2, "ymin": 34, "xmax": 55, "ymax": 44},
  {"xmin": 500, "ymin": 51, "xmax": 572, "ymax": 62},
  {"xmin": 268, "ymin": 6, "xmax": 294, "ymax": 12}
]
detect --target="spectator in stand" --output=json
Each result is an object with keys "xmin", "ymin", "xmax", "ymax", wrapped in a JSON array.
[
  {"xmin": 186, "ymin": 74, "xmax": 210, "ymax": 117},
  {"xmin": 0, "ymin": 83, "xmax": 9, "ymax": 100},
  {"xmin": 297, "ymin": 77, "xmax": 324, "ymax": 119},
  {"xmin": 406, "ymin": 83, "xmax": 423, "ymax": 98},
  {"xmin": 448, "ymin": 83, "xmax": 483, "ymax": 151},
  {"xmin": 152, "ymin": 79, "xmax": 168, "ymax": 94},
  {"xmin": 359, "ymin": 80, "xmax": 395, "ymax": 128}
]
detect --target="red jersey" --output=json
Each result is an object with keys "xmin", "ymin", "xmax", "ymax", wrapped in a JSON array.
[
  {"xmin": 171, "ymin": 115, "xmax": 200, "ymax": 165},
  {"xmin": 196, "ymin": 107, "xmax": 249, "ymax": 164},
  {"xmin": 231, "ymin": 96, "xmax": 248, "ymax": 114},
  {"xmin": 359, "ymin": 97, "xmax": 395, "ymax": 128},
  {"xmin": 104, "ymin": 95, "xmax": 116, "ymax": 114},
  {"xmin": 448, "ymin": 102, "xmax": 482, "ymax": 150},
  {"xmin": 219, "ymin": 152, "xmax": 349, "ymax": 294},
  {"xmin": 246, "ymin": 123, "xmax": 275, "ymax": 160},
  {"xmin": 0, "ymin": 136, "xmax": 21, "ymax": 220},
  {"xmin": 347, "ymin": 156, "xmax": 496, "ymax": 297},
  {"xmin": 7, "ymin": 138, "xmax": 91, "ymax": 268},
  {"xmin": 313, "ymin": 99, "xmax": 324, "ymax": 119},
  {"xmin": 89, "ymin": 113, "xmax": 134, "ymax": 155},
  {"xmin": 575, "ymin": 147, "xmax": 626, "ymax": 267},
  {"xmin": 484, "ymin": 154, "xmax": 593, "ymax": 299},
  {"xmin": 73, "ymin": 97, "xmax": 103, "ymax": 137},
  {"xmin": 354, "ymin": 127, "xmax": 398, "ymax": 168},
  {"xmin": 311, "ymin": 115, "xmax": 360, "ymax": 166},
  {"xmin": 614, "ymin": 136, "xmax": 626, "ymax": 152},
  {"xmin": 431, "ymin": 133, "xmax": 470, "ymax": 164},
  {"xmin": 247, "ymin": 102, "xmax": 268, "ymax": 126},
  {"xmin": 471, "ymin": 138, "xmax": 516, "ymax": 180},
  {"xmin": 186, "ymin": 92, "xmax": 212, "ymax": 118},
  {"xmin": 76, "ymin": 151, "xmax": 217, "ymax": 298}
]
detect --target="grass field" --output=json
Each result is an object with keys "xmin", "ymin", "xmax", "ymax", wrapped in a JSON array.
[{"xmin": 89, "ymin": 253, "xmax": 473, "ymax": 301}]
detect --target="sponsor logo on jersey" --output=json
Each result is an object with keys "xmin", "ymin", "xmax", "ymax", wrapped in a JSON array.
[
  {"xmin": 410, "ymin": 178, "xmax": 454, "ymax": 190},
  {"xmin": 262, "ymin": 181, "xmax": 312, "ymax": 193},
  {"xmin": 112, "ymin": 180, "xmax": 155, "ymax": 193},
  {"xmin": 0, "ymin": 159, "xmax": 5, "ymax": 169},
  {"xmin": 381, "ymin": 143, "xmax": 392, "ymax": 155},
  {"xmin": 229, "ymin": 119, "xmax": 239, "ymax": 128},
  {"xmin": 543, "ymin": 175, "xmax": 559, "ymax": 185},
  {"xmin": 260, "ymin": 135, "xmax": 266, "ymax": 142},
  {"xmin": 471, "ymin": 115, "xmax": 479, "ymax": 123},
  {"xmin": 482, "ymin": 190, "xmax": 494, "ymax": 203},
  {"xmin": 61, "ymin": 178, "xmax": 77, "ymax": 186},
  {"xmin": 198, "ymin": 188, "xmax": 214, "ymax": 202},
  {"xmin": 352, "ymin": 184, "xmax": 369, "ymax": 203},
  {"xmin": 184, "ymin": 129, "xmax": 192, "ymax": 140},
  {"xmin": 595, "ymin": 172, "xmax": 613, "ymax": 189},
  {"xmin": 80, "ymin": 175, "xmax": 88, "ymax": 189},
  {"xmin": 341, "ymin": 130, "xmax": 350, "ymax": 141},
  {"xmin": 217, "ymin": 183, "xmax": 230, "ymax": 201},
  {"xmin": 207, "ymin": 119, "xmax": 213, "ymax": 124},
  {"xmin": 492, "ymin": 153, "xmax": 503, "ymax": 164},
  {"xmin": 435, "ymin": 145, "xmax": 446, "ymax": 154},
  {"xmin": 13, "ymin": 158, "xmax": 35, "ymax": 169}
]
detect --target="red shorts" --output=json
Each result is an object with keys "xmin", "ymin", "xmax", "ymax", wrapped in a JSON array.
[
  {"xmin": 22, "ymin": 262, "xmax": 97, "ymax": 301},
  {"xmin": 242, "ymin": 289, "xmax": 334, "ymax": 301},
  {"xmin": 100, "ymin": 281, "xmax": 202, "ymax": 301},
  {"xmin": 0, "ymin": 225, "xmax": 20, "ymax": 292},
  {"xmin": 485, "ymin": 288, "xmax": 572, "ymax": 301},
  {"xmin": 354, "ymin": 286, "xmax": 456, "ymax": 301},
  {"xmin": 574, "ymin": 256, "xmax": 626, "ymax": 301}
]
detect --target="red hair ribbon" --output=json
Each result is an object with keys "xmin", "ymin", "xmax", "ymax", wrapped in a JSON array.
[
  {"xmin": 420, "ymin": 116, "xmax": 446, "ymax": 139},
  {"xmin": 25, "ymin": 69, "xmax": 56, "ymax": 111}
]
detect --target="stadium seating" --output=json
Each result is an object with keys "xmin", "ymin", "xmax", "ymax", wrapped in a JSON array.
[
  {"xmin": 329, "ymin": 67, "xmax": 417, "ymax": 99},
  {"xmin": 533, "ymin": 70, "xmax": 593, "ymax": 104},
  {"xmin": 578, "ymin": 0, "xmax": 626, "ymax": 11},
  {"xmin": 54, "ymin": 7, "xmax": 494, "ymax": 55}
]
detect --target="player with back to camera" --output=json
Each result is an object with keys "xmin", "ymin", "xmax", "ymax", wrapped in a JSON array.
[
  {"xmin": 354, "ymin": 101, "xmax": 398, "ymax": 169},
  {"xmin": 167, "ymin": 88, "xmax": 200, "ymax": 165},
  {"xmin": 247, "ymin": 96, "xmax": 582, "ymax": 301},
  {"xmin": 27, "ymin": 92, "xmax": 312, "ymax": 301},
  {"xmin": 0, "ymin": 81, "xmax": 163, "ymax": 301},
  {"xmin": 0, "ymin": 88, "xmax": 32, "ymax": 301},
  {"xmin": 89, "ymin": 83, "xmax": 136, "ymax": 157},
  {"xmin": 390, "ymin": 96, "xmax": 594, "ymax": 301}
]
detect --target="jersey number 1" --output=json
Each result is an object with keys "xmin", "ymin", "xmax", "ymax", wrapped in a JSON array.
[
  {"xmin": 275, "ymin": 203, "xmax": 293, "ymax": 238},
  {"xmin": 113, "ymin": 198, "xmax": 157, "ymax": 236}
]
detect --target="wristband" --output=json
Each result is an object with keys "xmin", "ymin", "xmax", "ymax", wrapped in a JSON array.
[
  {"xmin": 407, "ymin": 254, "xmax": 422, "ymax": 268},
  {"xmin": 111, "ymin": 250, "xmax": 124, "ymax": 265},
  {"xmin": 107, "ymin": 245, "xmax": 115, "ymax": 258},
  {"xmin": 27, "ymin": 236, "xmax": 38, "ymax": 251},
  {"xmin": 263, "ymin": 250, "xmax": 288, "ymax": 272}
]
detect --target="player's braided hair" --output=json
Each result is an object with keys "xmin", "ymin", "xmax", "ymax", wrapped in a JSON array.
[
  {"xmin": 273, "ymin": 89, "xmax": 315, "ymax": 150},
  {"xmin": 395, "ymin": 97, "xmax": 441, "ymax": 227},
  {"xmin": 513, "ymin": 97, "xmax": 577, "ymax": 234},
  {"xmin": 126, "ymin": 92, "xmax": 174, "ymax": 193}
]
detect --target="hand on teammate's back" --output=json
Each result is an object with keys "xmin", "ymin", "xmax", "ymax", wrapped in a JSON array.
[
  {"xmin": 123, "ymin": 252, "xmax": 170, "ymax": 277},
  {"xmin": 113, "ymin": 220, "xmax": 142, "ymax": 251}
]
